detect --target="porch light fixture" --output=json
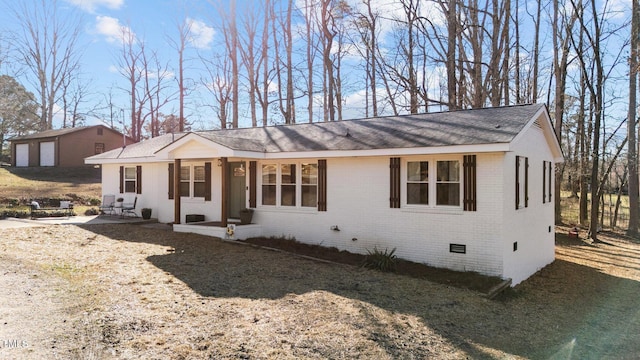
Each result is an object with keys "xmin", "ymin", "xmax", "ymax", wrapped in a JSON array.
[{"xmin": 217, "ymin": 159, "xmax": 222, "ymax": 166}]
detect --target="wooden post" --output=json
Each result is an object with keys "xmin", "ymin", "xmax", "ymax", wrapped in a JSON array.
[
  {"xmin": 174, "ymin": 159, "xmax": 181, "ymax": 224},
  {"xmin": 221, "ymin": 157, "xmax": 228, "ymax": 227}
]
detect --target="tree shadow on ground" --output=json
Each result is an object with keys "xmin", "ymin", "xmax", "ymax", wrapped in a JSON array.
[{"xmin": 81, "ymin": 223, "xmax": 640, "ymax": 359}]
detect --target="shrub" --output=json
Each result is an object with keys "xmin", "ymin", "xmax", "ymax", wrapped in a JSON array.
[
  {"xmin": 363, "ymin": 247, "xmax": 397, "ymax": 272},
  {"xmin": 88, "ymin": 197, "xmax": 101, "ymax": 206}
]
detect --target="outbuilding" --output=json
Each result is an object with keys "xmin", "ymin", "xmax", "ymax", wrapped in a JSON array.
[{"xmin": 11, "ymin": 125, "xmax": 133, "ymax": 167}]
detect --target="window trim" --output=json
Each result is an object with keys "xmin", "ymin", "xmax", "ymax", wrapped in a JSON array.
[
  {"xmin": 402, "ymin": 156, "xmax": 463, "ymax": 209},
  {"xmin": 179, "ymin": 162, "xmax": 208, "ymax": 200},
  {"xmin": 259, "ymin": 161, "xmax": 319, "ymax": 209},
  {"xmin": 123, "ymin": 166, "xmax": 138, "ymax": 194}
]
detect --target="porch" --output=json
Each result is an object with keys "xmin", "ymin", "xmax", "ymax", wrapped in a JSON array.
[{"xmin": 173, "ymin": 221, "xmax": 263, "ymax": 240}]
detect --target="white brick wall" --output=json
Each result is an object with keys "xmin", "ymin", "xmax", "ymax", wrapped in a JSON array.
[
  {"xmin": 501, "ymin": 124, "xmax": 556, "ymax": 285},
  {"xmin": 101, "ymin": 142, "xmax": 555, "ymax": 284},
  {"xmin": 257, "ymin": 154, "xmax": 508, "ymax": 279}
]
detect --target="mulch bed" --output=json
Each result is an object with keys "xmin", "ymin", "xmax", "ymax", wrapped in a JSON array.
[{"xmin": 242, "ymin": 236, "xmax": 504, "ymax": 293}]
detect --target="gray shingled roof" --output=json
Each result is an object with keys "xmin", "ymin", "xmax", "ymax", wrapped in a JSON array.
[
  {"xmin": 88, "ymin": 133, "xmax": 187, "ymax": 160},
  {"xmin": 87, "ymin": 104, "xmax": 545, "ymax": 161},
  {"xmin": 194, "ymin": 103, "xmax": 545, "ymax": 152}
]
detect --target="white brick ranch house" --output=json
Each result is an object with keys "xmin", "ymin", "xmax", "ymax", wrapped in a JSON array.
[{"xmin": 86, "ymin": 104, "xmax": 563, "ymax": 285}]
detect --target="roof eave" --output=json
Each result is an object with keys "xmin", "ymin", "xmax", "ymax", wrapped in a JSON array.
[{"xmin": 264, "ymin": 143, "xmax": 512, "ymax": 159}]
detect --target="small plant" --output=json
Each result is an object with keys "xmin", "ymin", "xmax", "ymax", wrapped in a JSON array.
[{"xmin": 363, "ymin": 247, "xmax": 397, "ymax": 272}]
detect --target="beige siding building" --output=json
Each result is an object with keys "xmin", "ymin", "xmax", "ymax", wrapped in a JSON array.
[{"xmin": 10, "ymin": 125, "xmax": 134, "ymax": 167}]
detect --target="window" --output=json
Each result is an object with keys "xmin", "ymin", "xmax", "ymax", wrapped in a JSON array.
[
  {"xmin": 407, "ymin": 161, "xmax": 429, "ymax": 205},
  {"xmin": 405, "ymin": 159, "xmax": 461, "ymax": 207},
  {"xmin": 95, "ymin": 143, "xmax": 105, "ymax": 154},
  {"xmin": 180, "ymin": 165, "xmax": 207, "ymax": 198},
  {"xmin": 180, "ymin": 166, "xmax": 190, "ymax": 197},
  {"xmin": 301, "ymin": 163, "xmax": 318, "ymax": 207},
  {"xmin": 436, "ymin": 161, "xmax": 460, "ymax": 206},
  {"xmin": 260, "ymin": 161, "xmax": 319, "ymax": 208},
  {"xmin": 262, "ymin": 164, "xmax": 277, "ymax": 205},
  {"xmin": 516, "ymin": 156, "xmax": 529, "ymax": 209},
  {"xmin": 124, "ymin": 167, "xmax": 137, "ymax": 193},
  {"xmin": 193, "ymin": 165, "xmax": 206, "ymax": 198},
  {"xmin": 281, "ymin": 164, "xmax": 296, "ymax": 206},
  {"xmin": 120, "ymin": 166, "xmax": 141, "ymax": 194}
]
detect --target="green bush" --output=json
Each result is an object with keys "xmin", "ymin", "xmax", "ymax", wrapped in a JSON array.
[
  {"xmin": 363, "ymin": 247, "xmax": 397, "ymax": 272},
  {"xmin": 0, "ymin": 210, "xmax": 31, "ymax": 219}
]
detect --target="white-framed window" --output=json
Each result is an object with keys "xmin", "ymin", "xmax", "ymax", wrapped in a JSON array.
[
  {"xmin": 260, "ymin": 161, "xmax": 318, "ymax": 208},
  {"xmin": 407, "ymin": 161, "xmax": 429, "ymax": 205},
  {"xmin": 436, "ymin": 160, "xmax": 460, "ymax": 206},
  {"xmin": 180, "ymin": 164, "xmax": 206, "ymax": 198},
  {"xmin": 301, "ymin": 163, "xmax": 318, "ymax": 207},
  {"xmin": 124, "ymin": 166, "xmax": 137, "ymax": 193},
  {"xmin": 404, "ymin": 157, "xmax": 461, "ymax": 208}
]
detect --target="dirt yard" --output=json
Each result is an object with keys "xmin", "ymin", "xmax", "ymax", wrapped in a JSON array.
[{"xmin": 0, "ymin": 222, "xmax": 638, "ymax": 359}]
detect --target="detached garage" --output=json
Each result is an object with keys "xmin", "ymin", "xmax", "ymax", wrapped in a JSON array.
[{"xmin": 10, "ymin": 125, "xmax": 135, "ymax": 168}]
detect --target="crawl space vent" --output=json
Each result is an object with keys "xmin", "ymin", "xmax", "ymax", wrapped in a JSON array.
[{"xmin": 449, "ymin": 244, "xmax": 466, "ymax": 254}]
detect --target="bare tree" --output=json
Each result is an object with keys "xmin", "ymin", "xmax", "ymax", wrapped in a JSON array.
[
  {"xmin": 201, "ymin": 54, "xmax": 232, "ymax": 129},
  {"xmin": 116, "ymin": 24, "xmax": 145, "ymax": 141},
  {"xmin": 7, "ymin": 0, "xmax": 83, "ymax": 130},
  {"xmin": 168, "ymin": 18, "xmax": 193, "ymax": 133},
  {"xmin": 238, "ymin": 4, "xmax": 264, "ymax": 127},
  {"xmin": 551, "ymin": 0, "xmax": 577, "ymax": 224},
  {"xmin": 141, "ymin": 50, "xmax": 174, "ymax": 137},
  {"xmin": 627, "ymin": 0, "xmax": 639, "ymax": 236}
]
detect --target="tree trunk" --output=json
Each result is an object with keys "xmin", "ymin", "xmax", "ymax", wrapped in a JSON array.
[{"xmin": 627, "ymin": 0, "xmax": 639, "ymax": 236}]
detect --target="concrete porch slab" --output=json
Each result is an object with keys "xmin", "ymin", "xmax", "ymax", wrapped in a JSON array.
[{"xmin": 173, "ymin": 222, "xmax": 262, "ymax": 240}]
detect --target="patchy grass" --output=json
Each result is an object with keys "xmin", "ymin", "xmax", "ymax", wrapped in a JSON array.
[
  {"xmin": 243, "ymin": 236, "xmax": 503, "ymax": 293},
  {"xmin": 0, "ymin": 223, "xmax": 639, "ymax": 359},
  {"xmin": 0, "ymin": 166, "xmax": 101, "ymax": 205}
]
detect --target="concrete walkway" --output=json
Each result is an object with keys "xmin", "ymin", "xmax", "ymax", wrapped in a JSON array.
[{"xmin": 0, "ymin": 215, "xmax": 159, "ymax": 229}]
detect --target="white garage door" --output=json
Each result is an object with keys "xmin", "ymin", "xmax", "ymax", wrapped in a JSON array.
[
  {"xmin": 39, "ymin": 141, "xmax": 55, "ymax": 166},
  {"xmin": 15, "ymin": 144, "xmax": 29, "ymax": 167}
]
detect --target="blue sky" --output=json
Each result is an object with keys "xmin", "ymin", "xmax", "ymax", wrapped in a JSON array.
[{"xmin": 0, "ymin": 0, "xmax": 633, "ymax": 135}]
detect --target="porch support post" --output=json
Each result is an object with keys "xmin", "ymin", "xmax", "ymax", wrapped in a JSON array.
[
  {"xmin": 174, "ymin": 158, "xmax": 181, "ymax": 224},
  {"xmin": 221, "ymin": 157, "xmax": 228, "ymax": 227}
]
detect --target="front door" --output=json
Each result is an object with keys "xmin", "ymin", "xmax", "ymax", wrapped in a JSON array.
[{"xmin": 227, "ymin": 162, "xmax": 246, "ymax": 219}]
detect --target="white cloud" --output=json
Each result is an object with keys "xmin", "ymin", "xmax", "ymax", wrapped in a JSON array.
[
  {"xmin": 95, "ymin": 16, "xmax": 135, "ymax": 45},
  {"xmin": 187, "ymin": 18, "xmax": 215, "ymax": 49},
  {"xmin": 66, "ymin": 0, "xmax": 123, "ymax": 13}
]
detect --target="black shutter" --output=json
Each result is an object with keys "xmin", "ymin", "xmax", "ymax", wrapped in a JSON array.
[
  {"xmin": 249, "ymin": 161, "xmax": 257, "ymax": 208},
  {"xmin": 136, "ymin": 165, "xmax": 142, "ymax": 194},
  {"xmin": 318, "ymin": 159, "xmax": 327, "ymax": 211},
  {"xmin": 168, "ymin": 163, "xmax": 174, "ymax": 199},
  {"xmin": 525, "ymin": 157, "xmax": 529, "ymax": 208},
  {"xmin": 515, "ymin": 157, "xmax": 520, "ymax": 210},
  {"xmin": 463, "ymin": 155, "xmax": 477, "ymax": 211},
  {"xmin": 548, "ymin": 161, "xmax": 552, "ymax": 203},
  {"xmin": 204, "ymin": 162, "xmax": 212, "ymax": 201},
  {"xmin": 543, "ymin": 161, "xmax": 547, "ymax": 204},
  {"xmin": 119, "ymin": 166, "xmax": 124, "ymax": 194},
  {"xmin": 390, "ymin": 157, "xmax": 401, "ymax": 208}
]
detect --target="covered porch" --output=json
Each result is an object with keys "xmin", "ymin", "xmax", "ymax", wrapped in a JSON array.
[{"xmin": 156, "ymin": 133, "xmax": 263, "ymax": 227}]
